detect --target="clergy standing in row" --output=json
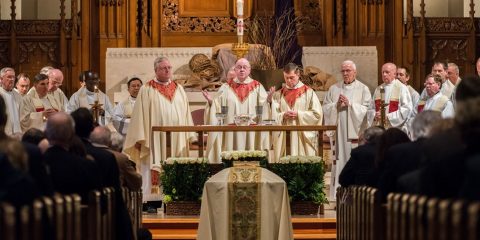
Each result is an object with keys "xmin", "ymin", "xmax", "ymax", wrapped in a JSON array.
[
  {"xmin": 397, "ymin": 66, "xmax": 419, "ymax": 109},
  {"xmin": 67, "ymin": 71, "xmax": 114, "ymax": 126},
  {"xmin": 20, "ymin": 74, "xmax": 61, "ymax": 131},
  {"xmin": 123, "ymin": 56, "xmax": 195, "ymax": 201},
  {"xmin": 323, "ymin": 60, "xmax": 371, "ymax": 199},
  {"xmin": 367, "ymin": 62, "xmax": 412, "ymax": 130},
  {"xmin": 14, "ymin": 73, "xmax": 30, "ymax": 97},
  {"xmin": 112, "ymin": 77, "xmax": 142, "ymax": 135},
  {"xmin": 202, "ymin": 58, "xmax": 272, "ymax": 162},
  {"xmin": 270, "ymin": 63, "xmax": 323, "ymax": 160},
  {"xmin": 0, "ymin": 67, "xmax": 22, "ymax": 135}
]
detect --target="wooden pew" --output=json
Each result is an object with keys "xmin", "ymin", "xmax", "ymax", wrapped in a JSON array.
[
  {"xmin": 0, "ymin": 202, "xmax": 16, "ymax": 240},
  {"xmin": 122, "ymin": 187, "xmax": 143, "ymax": 240}
]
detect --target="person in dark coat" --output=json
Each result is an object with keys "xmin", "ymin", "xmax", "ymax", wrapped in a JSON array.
[{"xmin": 339, "ymin": 126, "xmax": 384, "ymax": 187}]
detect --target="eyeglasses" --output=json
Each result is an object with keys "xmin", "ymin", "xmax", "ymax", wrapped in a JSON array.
[
  {"xmin": 235, "ymin": 65, "xmax": 250, "ymax": 70},
  {"xmin": 341, "ymin": 69, "xmax": 353, "ymax": 73},
  {"xmin": 157, "ymin": 66, "xmax": 173, "ymax": 71}
]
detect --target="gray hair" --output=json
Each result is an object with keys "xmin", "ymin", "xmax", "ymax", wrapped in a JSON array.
[
  {"xmin": 154, "ymin": 57, "xmax": 169, "ymax": 70},
  {"xmin": 110, "ymin": 132, "xmax": 125, "ymax": 152},
  {"xmin": 411, "ymin": 110, "xmax": 442, "ymax": 140},
  {"xmin": 448, "ymin": 63, "xmax": 459, "ymax": 74},
  {"xmin": 90, "ymin": 126, "xmax": 112, "ymax": 147},
  {"xmin": 45, "ymin": 112, "xmax": 75, "ymax": 144},
  {"xmin": 40, "ymin": 66, "xmax": 54, "ymax": 75},
  {"xmin": 361, "ymin": 126, "xmax": 385, "ymax": 144},
  {"xmin": 341, "ymin": 60, "xmax": 357, "ymax": 70},
  {"xmin": 0, "ymin": 67, "xmax": 15, "ymax": 78}
]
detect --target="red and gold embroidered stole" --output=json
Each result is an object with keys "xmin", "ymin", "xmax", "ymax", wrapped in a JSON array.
[
  {"xmin": 148, "ymin": 80, "xmax": 177, "ymax": 101},
  {"xmin": 227, "ymin": 80, "xmax": 260, "ymax": 103}
]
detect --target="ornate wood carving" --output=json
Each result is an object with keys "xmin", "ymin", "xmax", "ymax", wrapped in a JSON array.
[
  {"xmin": 0, "ymin": 21, "xmax": 11, "ymax": 33},
  {"xmin": 429, "ymin": 39, "xmax": 468, "ymax": 61},
  {"xmin": 296, "ymin": 0, "xmax": 322, "ymax": 32},
  {"xmin": 414, "ymin": 18, "xmax": 473, "ymax": 33},
  {"xmin": 0, "ymin": 42, "xmax": 10, "ymax": 65},
  {"xmin": 12, "ymin": 20, "xmax": 70, "ymax": 35},
  {"xmin": 18, "ymin": 42, "xmax": 57, "ymax": 64},
  {"xmin": 162, "ymin": 0, "xmax": 236, "ymax": 33}
]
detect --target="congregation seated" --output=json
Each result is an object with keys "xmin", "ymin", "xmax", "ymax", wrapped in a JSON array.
[
  {"xmin": 339, "ymin": 126, "xmax": 384, "ymax": 187},
  {"xmin": 378, "ymin": 110, "xmax": 441, "ymax": 199}
]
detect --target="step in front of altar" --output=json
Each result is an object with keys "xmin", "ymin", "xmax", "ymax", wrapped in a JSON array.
[{"xmin": 143, "ymin": 216, "xmax": 336, "ymax": 240}]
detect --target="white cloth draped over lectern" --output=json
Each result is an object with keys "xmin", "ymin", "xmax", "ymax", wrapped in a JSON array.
[{"xmin": 197, "ymin": 166, "xmax": 293, "ymax": 240}]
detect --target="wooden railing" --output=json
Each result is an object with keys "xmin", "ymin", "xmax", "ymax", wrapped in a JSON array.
[
  {"xmin": 337, "ymin": 186, "xmax": 480, "ymax": 240},
  {"xmin": 151, "ymin": 125, "xmax": 337, "ymax": 158},
  {"xmin": 0, "ymin": 187, "xmax": 142, "ymax": 240}
]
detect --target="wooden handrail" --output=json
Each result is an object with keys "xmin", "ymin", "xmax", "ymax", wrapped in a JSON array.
[{"xmin": 151, "ymin": 125, "xmax": 337, "ymax": 159}]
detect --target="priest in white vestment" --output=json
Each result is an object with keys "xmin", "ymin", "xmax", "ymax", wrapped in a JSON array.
[
  {"xmin": 397, "ymin": 66, "xmax": 420, "ymax": 108},
  {"xmin": 20, "ymin": 74, "xmax": 62, "ymax": 131},
  {"xmin": 367, "ymin": 63, "xmax": 412, "ymax": 130},
  {"xmin": 67, "ymin": 71, "xmax": 115, "ymax": 126},
  {"xmin": 28, "ymin": 68, "xmax": 69, "ymax": 112},
  {"xmin": 123, "ymin": 57, "xmax": 196, "ymax": 201},
  {"xmin": 270, "ymin": 63, "xmax": 323, "ymax": 161},
  {"xmin": 419, "ymin": 62, "xmax": 455, "ymax": 100},
  {"xmin": 447, "ymin": 63, "xmax": 462, "ymax": 108},
  {"xmin": 14, "ymin": 73, "xmax": 30, "ymax": 97},
  {"xmin": 112, "ymin": 77, "xmax": 142, "ymax": 135},
  {"xmin": 323, "ymin": 60, "xmax": 371, "ymax": 200},
  {"xmin": 202, "ymin": 58, "xmax": 272, "ymax": 163},
  {"xmin": 0, "ymin": 67, "xmax": 22, "ymax": 135},
  {"xmin": 410, "ymin": 74, "xmax": 454, "ymax": 120}
]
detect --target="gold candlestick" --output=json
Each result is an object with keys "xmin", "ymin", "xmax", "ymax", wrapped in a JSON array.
[{"xmin": 90, "ymin": 85, "xmax": 104, "ymax": 125}]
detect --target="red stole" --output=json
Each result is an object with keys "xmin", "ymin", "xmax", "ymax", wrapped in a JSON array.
[
  {"xmin": 281, "ymin": 85, "xmax": 309, "ymax": 109},
  {"xmin": 148, "ymin": 80, "xmax": 177, "ymax": 101},
  {"xmin": 227, "ymin": 79, "xmax": 260, "ymax": 103},
  {"xmin": 374, "ymin": 99, "xmax": 399, "ymax": 113}
]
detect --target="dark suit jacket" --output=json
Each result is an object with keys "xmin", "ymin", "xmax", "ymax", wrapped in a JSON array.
[
  {"xmin": 44, "ymin": 145, "xmax": 101, "ymax": 201},
  {"xmin": 23, "ymin": 142, "xmax": 54, "ymax": 196},
  {"xmin": 0, "ymin": 153, "xmax": 39, "ymax": 207},
  {"xmin": 377, "ymin": 138, "xmax": 426, "ymax": 199},
  {"xmin": 82, "ymin": 139, "xmax": 134, "ymax": 240},
  {"xmin": 339, "ymin": 142, "xmax": 379, "ymax": 187}
]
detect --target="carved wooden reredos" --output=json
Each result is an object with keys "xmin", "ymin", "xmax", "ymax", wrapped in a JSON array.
[{"xmin": 0, "ymin": 0, "xmax": 479, "ymax": 97}]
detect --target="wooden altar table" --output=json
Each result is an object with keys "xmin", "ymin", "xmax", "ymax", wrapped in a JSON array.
[{"xmin": 151, "ymin": 125, "xmax": 337, "ymax": 159}]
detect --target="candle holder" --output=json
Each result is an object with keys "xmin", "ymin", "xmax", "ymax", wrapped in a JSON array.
[
  {"xmin": 90, "ymin": 85, "xmax": 104, "ymax": 126},
  {"xmin": 232, "ymin": 42, "xmax": 249, "ymax": 59}
]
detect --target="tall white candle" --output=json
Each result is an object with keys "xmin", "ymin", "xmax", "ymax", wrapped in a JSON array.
[{"xmin": 237, "ymin": 0, "xmax": 243, "ymax": 16}]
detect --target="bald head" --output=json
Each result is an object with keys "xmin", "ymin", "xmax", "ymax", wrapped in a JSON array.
[
  {"xmin": 234, "ymin": 58, "xmax": 251, "ymax": 82},
  {"xmin": 45, "ymin": 112, "xmax": 75, "ymax": 147},
  {"xmin": 381, "ymin": 63, "xmax": 397, "ymax": 84},
  {"xmin": 48, "ymin": 69, "xmax": 64, "ymax": 92}
]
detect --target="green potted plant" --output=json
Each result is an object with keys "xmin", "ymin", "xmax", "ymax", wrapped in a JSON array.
[
  {"xmin": 161, "ymin": 157, "xmax": 209, "ymax": 215},
  {"xmin": 268, "ymin": 155, "xmax": 327, "ymax": 215}
]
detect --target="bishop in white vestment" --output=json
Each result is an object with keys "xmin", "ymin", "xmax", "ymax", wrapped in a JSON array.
[
  {"xmin": 123, "ymin": 57, "xmax": 196, "ymax": 201},
  {"xmin": 271, "ymin": 63, "xmax": 323, "ymax": 161},
  {"xmin": 20, "ymin": 74, "xmax": 62, "ymax": 131},
  {"xmin": 323, "ymin": 60, "xmax": 371, "ymax": 200},
  {"xmin": 203, "ymin": 58, "xmax": 271, "ymax": 163},
  {"xmin": 112, "ymin": 77, "xmax": 142, "ymax": 135},
  {"xmin": 367, "ymin": 63, "xmax": 412, "ymax": 130}
]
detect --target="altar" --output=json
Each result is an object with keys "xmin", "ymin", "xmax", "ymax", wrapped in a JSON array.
[{"xmin": 197, "ymin": 166, "xmax": 294, "ymax": 240}]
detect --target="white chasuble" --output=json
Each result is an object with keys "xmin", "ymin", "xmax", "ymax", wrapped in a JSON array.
[
  {"xmin": 123, "ymin": 80, "xmax": 196, "ymax": 201},
  {"xmin": 0, "ymin": 88, "xmax": 22, "ymax": 135},
  {"xmin": 112, "ymin": 96, "xmax": 136, "ymax": 135},
  {"xmin": 204, "ymin": 77, "xmax": 270, "ymax": 163},
  {"xmin": 270, "ymin": 82, "xmax": 323, "ymax": 161},
  {"xmin": 323, "ymin": 80, "xmax": 371, "ymax": 200},
  {"xmin": 20, "ymin": 90, "xmax": 62, "ymax": 131}
]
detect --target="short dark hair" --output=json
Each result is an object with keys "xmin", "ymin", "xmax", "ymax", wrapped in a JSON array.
[
  {"xmin": 70, "ymin": 108, "xmax": 94, "ymax": 138},
  {"xmin": 33, "ymin": 73, "xmax": 48, "ymax": 84},
  {"xmin": 22, "ymin": 128, "xmax": 46, "ymax": 145},
  {"xmin": 15, "ymin": 73, "xmax": 30, "ymax": 85},
  {"xmin": 455, "ymin": 75, "xmax": 480, "ymax": 147},
  {"xmin": 127, "ymin": 77, "xmax": 142, "ymax": 87},
  {"xmin": 398, "ymin": 66, "xmax": 410, "ymax": 77},
  {"xmin": 283, "ymin": 63, "xmax": 300, "ymax": 73}
]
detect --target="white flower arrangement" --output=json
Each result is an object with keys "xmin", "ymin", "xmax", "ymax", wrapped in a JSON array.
[
  {"xmin": 221, "ymin": 150, "xmax": 267, "ymax": 160},
  {"xmin": 278, "ymin": 155, "xmax": 323, "ymax": 164},
  {"xmin": 164, "ymin": 157, "xmax": 208, "ymax": 164}
]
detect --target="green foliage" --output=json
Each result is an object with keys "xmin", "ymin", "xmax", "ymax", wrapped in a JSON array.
[
  {"xmin": 161, "ymin": 161, "xmax": 210, "ymax": 202},
  {"xmin": 268, "ymin": 161, "xmax": 327, "ymax": 204}
]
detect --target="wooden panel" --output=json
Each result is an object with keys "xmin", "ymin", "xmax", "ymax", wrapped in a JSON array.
[
  {"xmin": 179, "ymin": 0, "xmax": 230, "ymax": 17},
  {"xmin": 161, "ymin": 33, "xmax": 238, "ymax": 47}
]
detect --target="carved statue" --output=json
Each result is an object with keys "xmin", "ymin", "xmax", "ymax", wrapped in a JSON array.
[
  {"xmin": 301, "ymin": 66, "xmax": 337, "ymax": 91},
  {"xmin": 177, "ymin": 54, "xmax": 223, "ymax": 91}
]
